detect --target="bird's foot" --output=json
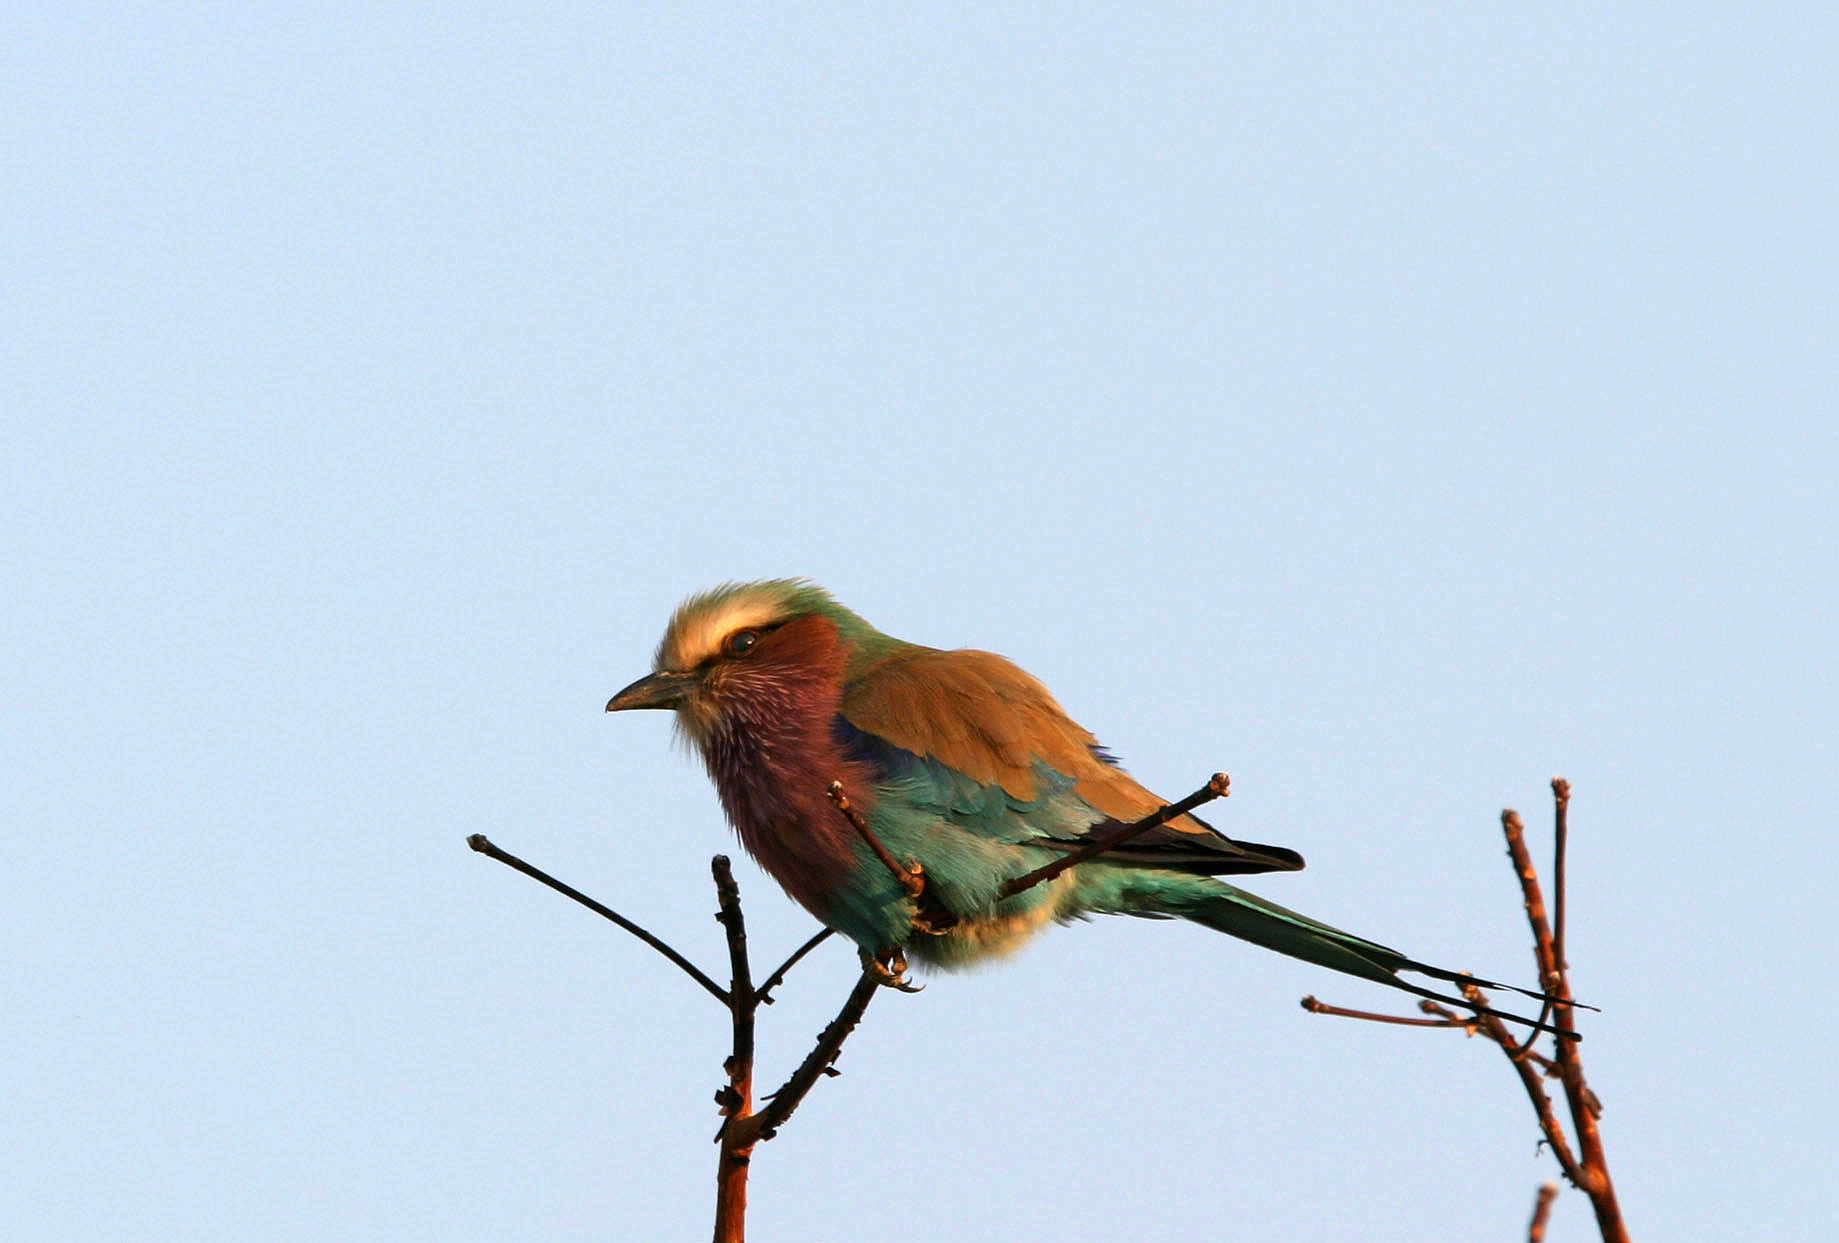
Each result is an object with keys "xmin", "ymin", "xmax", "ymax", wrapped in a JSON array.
[
  {"xmin": 907, "ymin": 864, "xmax": 960, "ymax": 936},
  {"xmin": 859, "ymin": 947, "xmax": 923, "ymax": 993}
]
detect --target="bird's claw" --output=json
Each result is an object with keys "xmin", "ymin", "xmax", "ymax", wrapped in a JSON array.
[{"xmin": 860, "ymin": 947, "xmax": 923, "ymax": 992}]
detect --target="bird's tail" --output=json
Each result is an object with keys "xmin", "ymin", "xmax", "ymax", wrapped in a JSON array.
[{"xmin": 1181, "ymin": 883, "xmax": 1579, "ymax": 1039}]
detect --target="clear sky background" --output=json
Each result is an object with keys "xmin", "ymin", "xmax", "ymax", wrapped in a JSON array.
[{"xmin": 6, "ymin": 6, "xmax": 1833, "ymax": 1240}]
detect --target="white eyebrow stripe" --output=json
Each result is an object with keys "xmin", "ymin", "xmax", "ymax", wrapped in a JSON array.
[{"xmin": 659, "ymin": 597, "xmax": 787, "ymax": 671}]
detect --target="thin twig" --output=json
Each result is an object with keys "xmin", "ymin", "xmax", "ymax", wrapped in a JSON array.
[
  {"xmin": 1497, "ymin": 811, "xmax": 1575, "ymax": 1038},
  {"xmin": 1299, "ymin": 995, "xmax": 1474, "ymax": 1030},
  {"xmin": 1551, "ymin": 778, "xmax": 1571, "ymax": 987},
  {"xmin": 1528, "ymin": 1182, "xmax": 1559, "ymax": 1243},
  {"xmin": 1465, "ymin": 984, "xmax": 1585, "ymax": 1183},
  {"xmin": 1521, "ymin": 1046, "xmax": 1561, "ymax": 1077},
  {"xmin": 741, "ymin": 971, "xmax": 881, "ymax": 1144},
  {"xmin": 753, "ymin": 928, "xmax": 834, "ymax": 1006},
  {"xmin": 998, "ymin": 772, "xmax": 1232, "ymax": 899},
  {"xmin": 467, "ymin": 834, "xmax": 728, "ymax": 1005}
]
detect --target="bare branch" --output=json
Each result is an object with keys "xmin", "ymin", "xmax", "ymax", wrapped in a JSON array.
[
  {"xmin": 713, "ymin": 856, "xmax": 755, "ymax": 1033},
  {"xmin": 705, "ymin": 862, "xmax": 885, "ymax": 1242},
  {"xmin": 711, "ymin": 857, "xmax": 755, "ymax": 1240},
  {"xmin": 754, "ymin": 928, "xmax": 834, "ymax": 1006},
  {"xmin": 1551, "ymin": 778, "xmax": 1571, "ymax": 979},
  {"xmin": 1294, "ymin": 780, "xmax": 1627, "ymax": 1241},
  {"xmin": 1299, "ymin": 995, "xmax": 1475, "ymax": 1031},
  {"xmin": 472, "ymin": 836, "xmax": 880, "ymax": 1242},
  {"xmin": 1497, "ymin": 785, "xmax": 1628, "ymax": 1243},
  {"xmin": 467, "ymin": 834, "xmax": 728, "ymax": 1005},
  {"xmin": 1528, "ymin": 1182, "xmax": 1559, "ymax": 1243},
  {"xmin": 741, "ymin": 971, "xmax": 881, "ymax": 1144},
  {"xmin": 1464, "ymin": 983, "xmax": 1585, "ymax": 1183}
]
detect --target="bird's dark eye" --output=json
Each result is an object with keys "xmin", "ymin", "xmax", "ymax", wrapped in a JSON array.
[{"xmin": 724, "ymin": 629, "xmax": 760, "ymax": 657}]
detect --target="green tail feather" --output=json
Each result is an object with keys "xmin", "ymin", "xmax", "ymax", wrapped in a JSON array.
[
  {"xmin": 1062, "ymin": 866, "xmax": 1577, "ymax": 1037},
  {"xmin": 1185, "ymin": 885, "xmax": 1414, "ymax": 988},
  {"xmin": 1180, "ymin": 884, "xmax": 1579, "ymax": 1039}
]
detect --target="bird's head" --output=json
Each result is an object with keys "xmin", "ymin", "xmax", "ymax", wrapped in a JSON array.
[{"xmin": 605, "ymin": 579, "xmax": 895, "ymax": 750}]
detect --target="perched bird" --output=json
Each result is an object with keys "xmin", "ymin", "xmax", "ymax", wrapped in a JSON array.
[{"xmin": 607, "ymin": 579, "xmax": 1553, "ymax": 1024}]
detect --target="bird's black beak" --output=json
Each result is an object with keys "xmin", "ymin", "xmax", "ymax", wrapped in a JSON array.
[{"xmin": 605, "ymin": 670, "xmax": 697, "ymax": 713}]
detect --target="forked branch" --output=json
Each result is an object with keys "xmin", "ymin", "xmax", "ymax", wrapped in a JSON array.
[
  {"xmin": 469, "ymin": 837, "xmax": 881, "ymax": 1243},
  {"xmin": 1297, "ymin": 779, "xmax": 1627, "ymax": 1242}
]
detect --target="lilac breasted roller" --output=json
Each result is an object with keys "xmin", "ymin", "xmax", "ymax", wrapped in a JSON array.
[{"xmin": 606, "ymin": 579, "xmax": 1556, "ymax": 1024}]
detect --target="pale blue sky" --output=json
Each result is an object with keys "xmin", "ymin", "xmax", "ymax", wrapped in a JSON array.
[{"xmin": 5, "ymin": 6, "xmax": 1833, "ymax": 1240}]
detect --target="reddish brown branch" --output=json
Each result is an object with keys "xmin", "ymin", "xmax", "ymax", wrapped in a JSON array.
[
  {"xmin": 1501, "ymin": 809, "xmax": 1563, "ymax": 1001},
  {"xmin": 706, "ymin": 859, "xmax": 883, "ymax": 1243},
  {"xmin": 1495, "ymin": 785, "xmax": 1627, "ymax": 1243},
  {"xmin": 1522, "ymin": 1046, "xmax": 1561, "ymax": 1078},
  {"xmin": 1299, "ymin": 995, "xmax": 1474, "ymax": 1030},
  {"xmin": 712, "ymin": 858, "xmax": 755, "ymax": 1240},
  {"xmin": 1465, "ymin": 983, "xmax": 1585, "ymax": 1180},
  {"xmin": 470, "ymin": 836, "xmax": 875, "ymax": 1243},
  {"xmin": 1294, "ymin": 781, "xmax": 1626, "ymax": 1242},
  {"xmin": 1528, "ymin": 1181, "xmax": 1559, "ymax": 1243},
  {"xmin": 1551, "ymin": 778, "xmax": 1571, "ymax": 982},
  {"xmin": 998, "ymin": 772, "xmax": 1231, "ymax": 899}
]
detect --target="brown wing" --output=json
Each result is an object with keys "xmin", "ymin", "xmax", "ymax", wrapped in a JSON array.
[{"xmin": 840, "ymin": 646, "xmax": 1303, "ymax": 875}]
